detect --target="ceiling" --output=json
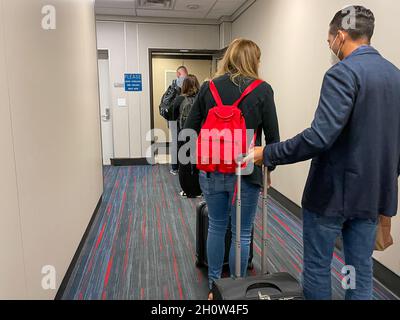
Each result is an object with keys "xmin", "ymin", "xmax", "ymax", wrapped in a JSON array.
[{"xmin": 95, "ymin": 0, "xmax": 250, "ymax": 20}]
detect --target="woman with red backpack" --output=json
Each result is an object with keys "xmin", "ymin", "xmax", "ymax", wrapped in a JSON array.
[{"xmin": 184, "ymin": 38, "xmax": 280, "ymax": 299}]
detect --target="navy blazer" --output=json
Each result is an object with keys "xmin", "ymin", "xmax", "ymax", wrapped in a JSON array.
[{"xmin": 264, "ymin": 46, "xmax": 400, "ymax": 219}]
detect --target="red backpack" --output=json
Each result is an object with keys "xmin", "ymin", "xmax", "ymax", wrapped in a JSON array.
[{"xmin": 197, "ymin": 79, "xmax": 263, "ymax": 173}]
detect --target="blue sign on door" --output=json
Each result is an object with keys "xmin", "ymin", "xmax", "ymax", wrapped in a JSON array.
[{"xmin": 125, "ymin": 73, "xmax": 142, "ymax": 92}]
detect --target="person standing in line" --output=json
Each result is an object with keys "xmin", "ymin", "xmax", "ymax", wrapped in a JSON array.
[
  {"xmin": 171, "ymin": 74, "xmax": 202, "ymax": 198},
  {"xmin": 185, "ymin": 38, "xmax": 280, "ymax": 299},
  {"xmin": 159, "ymin": 65, "xmax": 189, "ymax": 175}
]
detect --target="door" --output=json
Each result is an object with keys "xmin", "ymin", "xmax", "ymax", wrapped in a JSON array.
[
  {"xmin": 98, "ymin": 50, "xmax": 114, "ymax": 165},
  {"xmin": 151, "ymin": 56, "xmax": 213, "ymax": 144}
]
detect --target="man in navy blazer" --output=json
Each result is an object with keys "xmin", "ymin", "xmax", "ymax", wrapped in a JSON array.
[{"xmin": 248, "ymin": 6, "xmax": 400, "ymax": 300}]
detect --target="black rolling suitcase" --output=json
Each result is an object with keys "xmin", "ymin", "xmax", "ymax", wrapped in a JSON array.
[
  {"xmin": 196, "ymin": 201, "xmax": 254, "ymax": 270},
  {"xmin": 212, "ymin": 165, "xmax": 304, "ymax": 300}
]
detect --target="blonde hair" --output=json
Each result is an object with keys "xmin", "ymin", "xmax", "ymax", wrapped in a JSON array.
[{"xmin": 214, "ymin": 38, "xmax": 261, "ymax": 84}]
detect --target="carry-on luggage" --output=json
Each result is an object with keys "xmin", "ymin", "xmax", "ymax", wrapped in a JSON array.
[
  {"xmin": 212, "ymin": 165, "xmax": 304, "ymax": 300},
  {"xmin": 195, "ymin": 201, "xmax": 254, "ymax": 270}
]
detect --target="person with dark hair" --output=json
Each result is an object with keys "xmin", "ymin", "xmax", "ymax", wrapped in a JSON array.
[
  {"xmin": 328, "ymin": 5, "xmax": 375, "ymax": 63},
  {"xmin": 247, "ymin": 5, "xmax": 400, "ymax": 300},
  {"xmin": 172, "ymin": 75, "xmax": 202, "ymax": 198},
  {"xmin": 330, "ymin": 6, "xmax": 375, "ymax": 41},
  {"xmin": 159, "ymin": 65, "xmax": 189, "ymax": 175},
  {"xmin": 172, "ymin": 74, "xmax": 200, "ymax": 130}
]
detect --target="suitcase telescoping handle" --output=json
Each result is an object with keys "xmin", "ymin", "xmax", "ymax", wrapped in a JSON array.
[
  {"xmin": 235, "ymin": 164, "xmax": 269, "ymax": 278},
  {"xmin": 235, "ymin": 162, "xmax": 242, "ymax": 279},
  {"xmin": 261, "ymin": 166, "xmax": 268, "ymax": 275}
]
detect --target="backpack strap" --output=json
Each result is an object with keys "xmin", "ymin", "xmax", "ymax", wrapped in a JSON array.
[
  {"xmin": 233, "ymin": 79, "xmax": 264, "ymax": 108},
  {"xmin": 209, "ymin": 80, "xmax": 224, "ymax": 107}
]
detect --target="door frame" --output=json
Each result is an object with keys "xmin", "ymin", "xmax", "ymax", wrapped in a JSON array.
[
  {"xmin": 148, "ymin": 48, "xmax": 225, "ymax": 142},
  {"xmin": 97, "ymin": 48, "xmax": 115, "ymax": 166}
]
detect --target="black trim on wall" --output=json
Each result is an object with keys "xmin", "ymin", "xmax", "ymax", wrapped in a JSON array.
[
  {"xmin": 269, "ymin": 187, "xmax": 400, "ymax": 299},
  {"xmin": 269, "ymin": 188, "xmax": 303, "ymax": 220},
  {"xmin": 55, "ymin": 195, "xmax": 103, "ymax": 300},
  {"xmin": 111, "ymin": 158, "xmax": 151, "ymax": 166},
  {"xmin": 149, "ymin": 49, "xmax": 155, "ymax": 137},
  {"xmin": 373, "ymin": 260, "xmax": 400, "ymax": 299},
  {"xmin": 152, "ymin": 54, "xmax": 213, "ymax": 61},
  {"xmin": 150, "ymin": 48, "xmax": 220, "ymax": 55}
]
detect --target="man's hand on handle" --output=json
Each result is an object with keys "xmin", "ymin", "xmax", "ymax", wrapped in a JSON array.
[
  {"xmin": 244, "ymin": 146, "xmax": 265, "ymax": 167},
  {"xmin": 244, "ymin": 146, "xmax": 272, "ymax": 188}
]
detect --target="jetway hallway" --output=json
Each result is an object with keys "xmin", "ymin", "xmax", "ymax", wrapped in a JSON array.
[{"xmin": 60, "ymin": 166, "xmax": 398, "ymax": 300}]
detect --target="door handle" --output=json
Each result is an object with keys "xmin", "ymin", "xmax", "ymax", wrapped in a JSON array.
[{"xmin": 102, "ymin": 108, "xmax": 111, "ymax": 122}]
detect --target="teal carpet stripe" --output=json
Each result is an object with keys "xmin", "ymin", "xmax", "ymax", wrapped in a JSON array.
[{"xmin": 61, "ymin": 165, "xmax": 398, "ymax": 300}]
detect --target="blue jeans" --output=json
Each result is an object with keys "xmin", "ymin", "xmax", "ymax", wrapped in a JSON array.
[
  {"xmin": 303, "ymin": 209, "xmax": 378, "ymax": 300},
  {"xmin": 199, "ymin": 171, "xmax": 260, "ymax": 290}
]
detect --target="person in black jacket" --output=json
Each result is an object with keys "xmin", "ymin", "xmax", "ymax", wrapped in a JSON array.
[
  {"xmin": 184, "ymin": 38, "xmax": 280, "ymax": 299},
  {"xmin": 247, "ymin": 6, "xmax": 400, "ymax": 300},
  {"xmin": 172, "ymin": 74, "xmax": 200, "ymax": 130},
  {"xmin": 161, "ymin": 66, "xmax": 188, "ymax": 175}
]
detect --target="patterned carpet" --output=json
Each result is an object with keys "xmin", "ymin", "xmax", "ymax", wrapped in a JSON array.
[{"xmin": 61, "ymin": 165, "xmax": 398, "ymax": 300}]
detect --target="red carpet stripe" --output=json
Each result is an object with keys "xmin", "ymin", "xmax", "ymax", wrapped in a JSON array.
[
  {"xmin": 178, "ymin": 207, "xmax": 196, "ymax": 261},
  {"xmin": 61, "ymin": 165, "xmax": 398, "ymax": 301},
  {"xmin": 133, "ymin": 176, "xmax": 137, "ymax": 196},
  {"xmin": 102, "ymin": 251, "xmax": 115, "ymax": 300},
  {"xmin": 272, "ymin": 213, "xmax": 301, "ymax": 241},
  {"xmin": 123, "ymin": 211, "xmax": 133, "ymax": 275},
  {"xmin": 95, "ymin": 222, "xmax": 107, "ymax": 251},
  {"xmin": 156, "ymin": 205, "xmax": 163, "ymax": 252},
  {"xmin": 78, "ymin": 169, "xmax": 123, "ymax": 298},
  {"xmin": 142, "ymin": 211, "xmax": 147, "ymax": 244},
  {"xmin": 166, "ymin": 224, "xmax": 184, "ymax": 300},
  {"xmin": 164, "ymin": 286, "xmax": 169, "ymax": 300},
  {"xmin": 333, "ymin": 252, "xmax": 345, "ymax": 265},
  {"xmin": 197, "ymin": 269, "xmax": 203, "ymax": 284},
  {"xmin": 101, "ymin": 177, "xmax": 129, "ymax": 298}
]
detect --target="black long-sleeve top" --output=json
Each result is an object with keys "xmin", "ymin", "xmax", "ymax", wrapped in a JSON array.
[
  {"xmin": 171, "ymin": 95, "xmax": 185, "ymax": 122},
  {"xmin": 184, "ymin": 73, "xmax": 280, "ymax": 187}
]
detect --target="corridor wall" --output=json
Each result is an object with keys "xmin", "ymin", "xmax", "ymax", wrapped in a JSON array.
[
  {"xmin": 96, "ymin": 21, "xmax": 220, "ymax": 159},
  {"xmin": 0, "ymin": 0, "xmax": 26, "ymax": 299},
  {"xmin": 0, "ymin": 0, "xmax": 103, "ymax": 299},
  {"xmin": 232, "ymin": 0, "xmax": 400, "ymax": 275}
]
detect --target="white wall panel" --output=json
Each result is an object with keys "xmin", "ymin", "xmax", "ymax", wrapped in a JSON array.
[
  {"xmin": 233, "ymin": 0, "xmax": 400, "ymax": 275},
  {"xmin": 97, "ymin": 21, "xmax": 220, "ymax": 158},
  {"xmin": 0, "ymin": 0, "xmax": 27, "ymax": 299},
  {"xmin": 1, "ymin": 0, "xmax": 103, "ymax": 298}
]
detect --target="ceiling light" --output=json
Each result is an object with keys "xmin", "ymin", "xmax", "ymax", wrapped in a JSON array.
[
  {"xmin": 187, "ymin": 4, "xmax": 200, "ymax": 10},
  {"xmin": 137, "ymin": 0, "xmax": 175, "ymax": 10}
]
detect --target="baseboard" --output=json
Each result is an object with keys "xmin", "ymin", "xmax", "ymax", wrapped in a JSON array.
[
  {"xmin": 373, "ymin": 260, "xmax": 400, "ymax": 299},
  {"xmin": 55, "ymin": 195, "xmax": 103, "ymax": 300},
  {"xmin": 111, "ymin": 158, "xmax": 151, "ymax": 166},
  {"xmin": 269, "ymin": 188, "xmax": 303, "ymax": 220},
  {"xmin": 269, "ymin": 187, "xmax": 400, "ymax": 299}
]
